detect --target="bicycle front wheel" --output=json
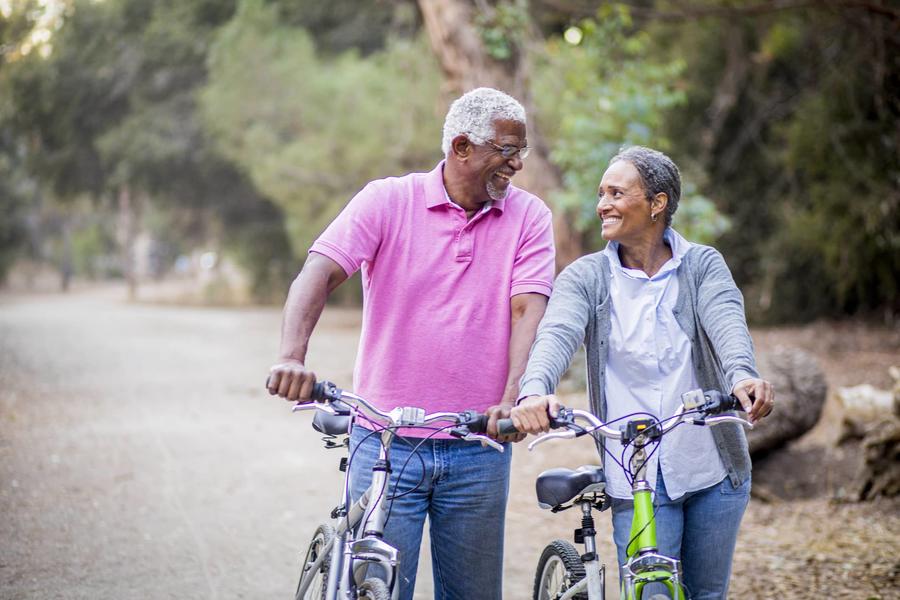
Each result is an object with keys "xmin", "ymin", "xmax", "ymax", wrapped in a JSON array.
[
  {"xmin": 295, "ymin": 524, "xmax": 335, "ymax": 600},
  {"xmin": 533, "ymin": 540, "xmax": 587, "ymax": 600},
  {"xmin": 357, "ymin": 577, "xmax": 391, "ymax": 600}
]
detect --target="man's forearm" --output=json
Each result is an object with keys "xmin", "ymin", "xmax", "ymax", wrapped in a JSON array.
[
  {"xmin": 278, "ymin": 255, "xmax": 347, "ymax": 362},
  {"xmin": 502, "ymin": 293, "xmax": 548, "ymax": 406}
]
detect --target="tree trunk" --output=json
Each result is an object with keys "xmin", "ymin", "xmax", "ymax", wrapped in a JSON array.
[
  {"xmin": 417, "ymin": 0, "xmax": 582, "ymax": 269},
  {"xmin": 118, "ymin": 184, "xmax": 139, "ymax": 301},
  {"xmin": 60, "ymin": 218, "xmax": 73, "ymax": 293}
]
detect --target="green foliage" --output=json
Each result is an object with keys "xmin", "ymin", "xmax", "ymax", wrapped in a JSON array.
[
  {"xmin": 0, "ymin": 1, "xmax": 42, "ymax": 281},
  {"xmin": 262, "ymin": 0, "xmax": 415, "ymax": 56},
  {"xmin": 71, "ymin": 217, "xmax": 118, "ymax": 278},
  {"xmin": 0, "ymin": 146, "xmax": 31, "ymax": 281},
  {"xmin": 1, "ymin": 0, "xmax": 895, "ymax": 320},
  {"xmin": 532, "ymin": 4, "xmax": 728, "ymax": 248},
  {"xmin": 656, "ymin": 4, "xmax": 899, "ymax": 321},
  {"xmin": 2, "ymin": 0, "xmax": 294, "ymax": 299},
  {"xmin": 475, "ymin": 0, "xmax": 530, "ymax": 61},
  {"xmin": 201, "ymin": 0, "xmax": 442, "ymax": 260},
  {"xmin": 770, "ymin": 58, "xmax": 899, "ymax": 317}
]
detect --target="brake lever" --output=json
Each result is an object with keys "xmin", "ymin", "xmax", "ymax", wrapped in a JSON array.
[
  {"xmin": 704, "ymin": 415, "xmax": 753, "ymax": 429},
  {"xmin": 527, "ymin": 429, "xmax": 576, "ymax": 451},
  {"xmin": 292, "ymin": 401, "xmax": 338, "ymax": 415},
  {"xmin": 461, "ymin": 433, "xmax": 505, "ymax": 453}
]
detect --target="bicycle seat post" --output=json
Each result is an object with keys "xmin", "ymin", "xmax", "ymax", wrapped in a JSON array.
[
  {"xmin": 575, "ymin": 499, "xmax": 606, "ymax": 597},
  {"xmin": 576, "ymin": 501, "xmax": 598, "ymax": 560}
]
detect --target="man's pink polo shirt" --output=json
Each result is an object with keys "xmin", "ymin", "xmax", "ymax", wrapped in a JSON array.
[{"xmin": 310, "ymin": 162, "xmax": 555, "ymax": 432}]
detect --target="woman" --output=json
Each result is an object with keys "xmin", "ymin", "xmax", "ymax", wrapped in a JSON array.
[{"xmin": 510, "ymin": 146, "xmax": 773, "ymax": 599}]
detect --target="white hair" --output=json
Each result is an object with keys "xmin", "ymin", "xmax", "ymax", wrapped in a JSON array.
[{"xmin": 441, "ymin": 87, "xmax": 526, "ymax": 156}]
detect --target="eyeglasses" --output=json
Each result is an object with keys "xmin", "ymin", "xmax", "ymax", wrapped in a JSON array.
[{"xmin": 482, "ymin": 139, "xmax": 531, "ymax": 160}]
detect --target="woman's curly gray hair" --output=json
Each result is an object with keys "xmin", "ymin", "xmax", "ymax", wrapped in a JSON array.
[
  {"xmin": 610, "ymin": 146, "xmax": 681, "ymax": 227},
  {"xmin": 441, "ymin": 88, "xmax": 526, "ymax": 156}
]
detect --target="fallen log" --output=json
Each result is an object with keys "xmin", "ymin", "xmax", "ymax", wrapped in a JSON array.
[{"xmin": 746, "ymin": 347, "xmax": 828, "ymax": 455}]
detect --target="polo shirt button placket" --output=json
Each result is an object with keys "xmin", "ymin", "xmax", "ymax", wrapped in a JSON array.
[{"xmin": 454, "ymin": 222, "xmax": 472, "ymax": 262}]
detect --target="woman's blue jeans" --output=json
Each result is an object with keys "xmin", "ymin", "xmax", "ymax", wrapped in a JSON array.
[
  {"xmin": 349, "ymin": 426, "xmax": 512, "ymax": 600},
  {"xmin": 610, "ymin": 470, "xmax": 750, "ymax": 599}
]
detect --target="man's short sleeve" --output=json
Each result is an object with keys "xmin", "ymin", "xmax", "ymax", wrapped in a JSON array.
[
  {"xmin": 309, "ymin": 182, "xmax": 385, "ymax": 276},
  {"xmin": 510, "ymin": 206, "xmax": 555, "ymax": 298}
]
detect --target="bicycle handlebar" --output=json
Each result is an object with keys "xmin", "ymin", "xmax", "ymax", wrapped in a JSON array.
[
  {"xmin": 496, "ymin": 388, "xmax": 753, "ymax": 451},
  {"xmin": 289, "ymin": 380, "xmax": 504, "ymax": 452}
]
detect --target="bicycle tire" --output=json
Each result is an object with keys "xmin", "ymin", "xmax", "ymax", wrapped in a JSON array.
[
  {"xmin": 357, "ymin": 577, "xmax": 391, "ymax": 600},
  {"xmin": 295, "ymin": 524, "xmax": 336, "ymax": 600},
  {"xmin": 533, "ymin": 539, "xmax": 588, "ymax": 600}
]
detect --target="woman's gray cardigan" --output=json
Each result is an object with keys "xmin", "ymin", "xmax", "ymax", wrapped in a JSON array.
[{"xmin": 519, "ymin": 244, "xmax": 756, "ymax": 486}]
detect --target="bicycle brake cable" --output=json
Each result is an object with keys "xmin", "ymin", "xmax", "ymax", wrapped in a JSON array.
[{"xmin": 382, "ymin": 424, "xmax": 457, "ymax": 527}]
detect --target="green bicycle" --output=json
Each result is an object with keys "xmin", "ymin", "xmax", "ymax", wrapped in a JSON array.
[{"xmin": 498, "ymin": 389, "xmax": 752, "ymax": 599}]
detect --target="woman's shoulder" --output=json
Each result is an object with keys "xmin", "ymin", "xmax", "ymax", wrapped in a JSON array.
[
  {"xmin": 683, "ymin": 242, "xmax": 727, "ymax": 269},
  {"xmin": 561, "ymin": 250, "xmax": 609, "ymax": 279},
  {"xmin": 681, "ymin": 242, "xmax": 737, "ymax": 288},
  {"xmin": 552, "ymin": 250, "xmax": 609, "ymax": 298}
]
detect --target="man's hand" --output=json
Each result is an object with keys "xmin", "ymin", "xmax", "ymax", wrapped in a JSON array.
[
  {"xmin": 732, "ymin": 378, "xmax": 774, "ymax": 424},
  {"xmin": 510, "ymin": 394, "xmax": 560, "ymax": 434},
  {"xmin": 485, "ymin": 404, "xmax": 526, "ymax": 443},
  {"xmin": 267, "ymin": 359, "xmax": 317, "ymax": 402}
]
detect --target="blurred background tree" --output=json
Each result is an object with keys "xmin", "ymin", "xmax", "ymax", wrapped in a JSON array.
[
  {"xmin": 1, "ymin": 0, "xmax": 896, "ymax": 322},
  {"xmin": 200, "ymin": 0, "xmax": 442, "ymax": 263}
]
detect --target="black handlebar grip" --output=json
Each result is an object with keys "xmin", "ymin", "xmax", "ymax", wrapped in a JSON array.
[
  {"xmin": 497, "ymin": 418, "xmax": 519, "ymax": 436},
  {"xmin": 311, "ymin": 382, "xmax": 326, "ymax": 401},
  {"xmin": 727, "ymin": 394, "xmax": 745, "ymax": 412},
  {"xmin": 465, "ymin": 414, "xmax": 490, "ymax": 435},
  {"xmin": 704, "ymin": 391, "xmax": 745, "ymax": 414}
]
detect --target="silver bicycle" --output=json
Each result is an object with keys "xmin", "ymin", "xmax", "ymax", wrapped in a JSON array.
[{"xmin": 291, "ymin": 380, "xmax": 504, "ymax": 600}]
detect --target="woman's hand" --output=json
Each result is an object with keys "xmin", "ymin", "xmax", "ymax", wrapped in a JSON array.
[
  {"xmin": 732, "ymin": 378, "xmax": 775, "ymax": 424},
  {"xmin": 510, "ymin": 394, "xmax": 560, "ymax": 434}
]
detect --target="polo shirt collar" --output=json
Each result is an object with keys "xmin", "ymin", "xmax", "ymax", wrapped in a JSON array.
[{"xmin": 424, "ymin": 161, "xmax": 507, "ymax": 213}]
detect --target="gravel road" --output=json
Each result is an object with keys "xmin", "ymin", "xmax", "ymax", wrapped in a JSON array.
[{"xmin": 1, "ymin": 287, "xmax": 897, "ymax": 599}]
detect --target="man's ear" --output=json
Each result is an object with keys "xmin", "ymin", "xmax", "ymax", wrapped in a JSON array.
[{"xmin": 450, "ymin": 135, "xmax": 472, "ymax": 160}]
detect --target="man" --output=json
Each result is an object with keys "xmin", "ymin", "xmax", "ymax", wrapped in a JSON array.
[{"xmin": 267, "ymin": 88, "xmax": 554, "ymax": 599}]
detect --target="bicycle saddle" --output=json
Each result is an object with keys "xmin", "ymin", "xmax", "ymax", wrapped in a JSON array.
[
  {"xmin": 312, "ymin": 410, "xmax": 351, "ymax": 436},
  {"xmin": 536, "ymin": 465, "xmax": 606, "ymax": 509}
]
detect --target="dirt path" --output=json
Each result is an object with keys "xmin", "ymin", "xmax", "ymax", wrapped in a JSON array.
[{"xmin": 1, "ymin": 287, "xmax": 897, "ymax": 599}]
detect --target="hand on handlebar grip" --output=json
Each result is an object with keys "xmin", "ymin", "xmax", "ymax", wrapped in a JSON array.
[
  {"xmin": 732, "ymin": 378, "xmax": 775, "ymax": 424},
  {"xmin": 484, "ymin": 405, "xmax": 526, "ymax": 443},
  {"xmin": 267, "ymin": 360, "xmax": 317, "ymax": 402},
  {"xmin": 509, "ymin": 394, "xmax": 560, "ymax": 435}
]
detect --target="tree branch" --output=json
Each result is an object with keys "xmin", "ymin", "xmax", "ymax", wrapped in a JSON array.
[{"xmin": 630, "ymin": 0, "xmax": 900, "ymax": 22}]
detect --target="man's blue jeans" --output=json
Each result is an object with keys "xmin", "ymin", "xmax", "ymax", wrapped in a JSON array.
[
  {"xmin": 610, "ymin": 470, "xmax": 750, "ymax": 599},
  {"xmin": 349, "ymin": 426, "xmax": 512, "ymax": 600}
]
